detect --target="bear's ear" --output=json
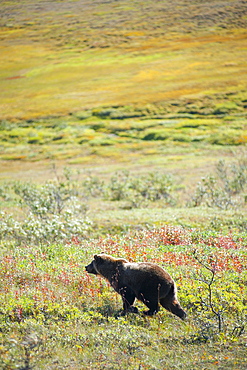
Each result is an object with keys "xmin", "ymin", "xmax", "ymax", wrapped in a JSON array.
[{"xmin": 94, "ymin": 255, "xmax": 101, "ymax": 261}]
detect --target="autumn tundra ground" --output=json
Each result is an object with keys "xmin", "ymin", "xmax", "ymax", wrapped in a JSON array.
[{"xmin": 0, "ymin": 1, "xmax": 247, "ymax": 369}]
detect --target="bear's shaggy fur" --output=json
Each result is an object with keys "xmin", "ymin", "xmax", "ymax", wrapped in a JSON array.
[{"xmin": 85, "ymin": 254, "xmax": 186, "ymax": 319}]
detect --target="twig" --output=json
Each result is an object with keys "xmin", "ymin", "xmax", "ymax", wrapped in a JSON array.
[{"xmin": 193, "ymin": 250, "xmax": 223, "ymax": 332}]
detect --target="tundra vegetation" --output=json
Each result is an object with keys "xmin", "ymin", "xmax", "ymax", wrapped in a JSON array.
[{"xmin": 0, "ymin": 0, "xmax": 247, "ymax": 369}]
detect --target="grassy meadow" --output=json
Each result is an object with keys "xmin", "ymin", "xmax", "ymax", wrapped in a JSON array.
[{"xmin": 0, "ymin": 0, "xmax": 247, "ymax": 369}]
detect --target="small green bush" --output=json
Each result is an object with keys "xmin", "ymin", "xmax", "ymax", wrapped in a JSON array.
[
  {"xmin": 190, "ymin": 158, "xmax": 247, "ymax": 209},
  {"xmin": 105, "ymin": 170, "xmax": 174, "ymax": 208},
  {"xmin": 0, "ymin": 168, "xmax": 92, "ymax": 243}
]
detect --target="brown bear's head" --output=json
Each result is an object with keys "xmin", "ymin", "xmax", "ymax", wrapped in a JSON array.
[
  {"xmin": 85, "ymin": 257, "xmax": 98, "ymax": 275},
  {"xmin": 85, "ymin": 254, "xmax": 128, "ymax": 277}
]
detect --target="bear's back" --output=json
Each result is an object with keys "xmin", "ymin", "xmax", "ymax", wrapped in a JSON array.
[{"xmin": 122, "ymin": 262, "xmax": 174, "ymax": 285}]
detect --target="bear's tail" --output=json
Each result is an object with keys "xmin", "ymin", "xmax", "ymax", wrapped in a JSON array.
[{"xmin": 161, "ymin": 283, "xmax": 186, "ymax": 320}]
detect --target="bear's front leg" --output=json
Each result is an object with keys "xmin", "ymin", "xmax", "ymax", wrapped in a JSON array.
[{"xmin": 119, "ymin": 286, "xmax": 138, "ymax": 314}]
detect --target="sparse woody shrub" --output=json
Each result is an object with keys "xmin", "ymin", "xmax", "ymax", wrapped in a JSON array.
[
  {"xmin": 105, "ymin": 170, "xmax": 174, "ymax": 208},
  {"xmin": 0, "ymin": 168, "xmax": 91, "ymax": 243},
  {"xmin": 189, "ymin": 249, "xmax": 246, "ymax": 342},
  {"xmin": 190, "ymin": 158, "xmax": 247, "ymax": 209}
]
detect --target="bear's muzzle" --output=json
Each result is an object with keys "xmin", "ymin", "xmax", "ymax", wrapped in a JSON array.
[{"xmin": 85, "ymin": 262, "xmax": 98, "ymax": 275}]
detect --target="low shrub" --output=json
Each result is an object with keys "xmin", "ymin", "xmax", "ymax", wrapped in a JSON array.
[
  {"xmin": 105, "ymin": 170, "xmax": 174, "ymax": 208},
  {"xmin": 190, "ymin": 158, "xmax": 247, "ymax": 209},
  {"xmin": 0, "ymin": 168, "xmax": 91, "ymax": 243}
]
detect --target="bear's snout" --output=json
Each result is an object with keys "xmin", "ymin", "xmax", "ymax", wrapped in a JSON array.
[
  {"xmin": 85, "ymin": 261, "xmax": 98, "ymax": 275},
  {"xmin": 85, "ymin": 264, "xmax": 92, "ymax": 272}
]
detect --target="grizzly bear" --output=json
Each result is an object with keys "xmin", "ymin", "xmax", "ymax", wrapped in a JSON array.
[{"xmin": 85, "ymin": 254, "xmax": 186, "ymax": 319}]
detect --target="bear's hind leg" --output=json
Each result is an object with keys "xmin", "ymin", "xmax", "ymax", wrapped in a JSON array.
[
  {"xmin": 120, "ymin": 287, "xmax": 138, "ymax": 314},
  {"xmin": 139, "ymin": 293, "xmax": 159, "ymax": 316}
]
